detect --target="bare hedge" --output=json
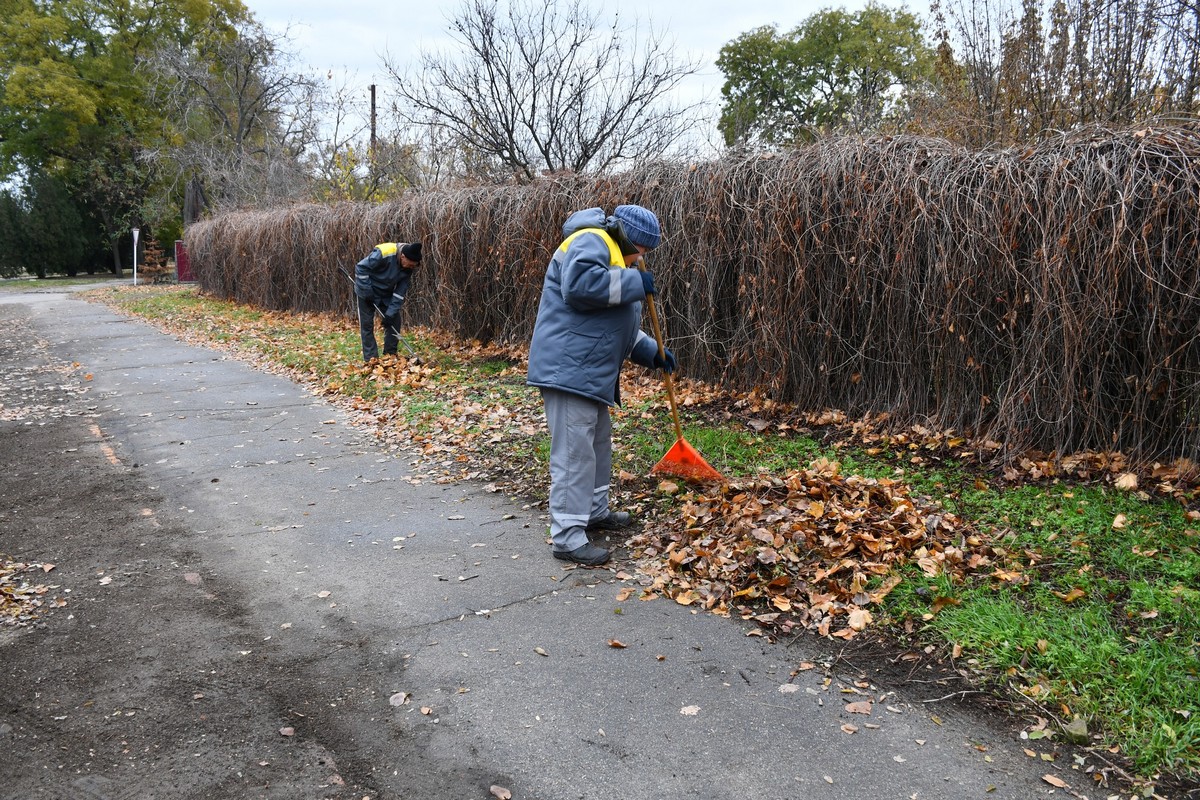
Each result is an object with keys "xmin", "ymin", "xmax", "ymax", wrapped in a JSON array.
[{"xmin": 185, "ymin": 125, "xmax": 1200, "ymax": 462}]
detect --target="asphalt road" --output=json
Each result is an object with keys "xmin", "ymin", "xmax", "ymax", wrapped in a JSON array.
[{"xmin": 0, "ymin": 285, "xmax": 1096, "ymax": 800}]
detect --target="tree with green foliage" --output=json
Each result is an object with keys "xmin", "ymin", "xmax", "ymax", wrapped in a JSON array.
[
  {"xmin": 0, "ymin": 0, "xmax": 251, "ymax": 271},
  {"xmin": 0, "ymin": 170, "xmax": 96, "ymax": 277},
  {"xmin": 716, "ymin": 3, "xmax": 936, "ymax": 146},
  {"xmin": 23, "ymin": 169, "xmax": 88, "ymax": 277}
]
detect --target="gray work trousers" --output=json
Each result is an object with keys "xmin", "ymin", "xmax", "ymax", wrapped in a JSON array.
[
  {"xmin": 358, "ymin": 294, "xmax": 398, "ymax": 361},
  {"xmin": 541, "ymin": 388, "xmax": 613, "ymax": 552}
]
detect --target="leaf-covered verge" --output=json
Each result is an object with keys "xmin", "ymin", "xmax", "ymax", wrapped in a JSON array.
[
  {"xmin": 71, "ymin": 284, "xmax": 1199, "ymax": 795},
  {"xmin": 0, "ymin": 275, "xmax": 126, "ymax": 292}
]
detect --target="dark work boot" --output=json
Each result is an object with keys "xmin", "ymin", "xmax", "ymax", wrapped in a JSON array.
[
  {"xmin": 586, "ymin": 511, "xmax": 633, "ymax": 531},
  {"xmin": 552, "ymin": 543, "xmax": 611, "ymax": 566}
]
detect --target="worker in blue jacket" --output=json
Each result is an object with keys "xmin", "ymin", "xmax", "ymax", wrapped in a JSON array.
[
  {"xmin": 354, "ymin": 241, "xmax": 422, "ymax": 361},
  {"xmin": 527, "ymin": 205, "xmax": 676, "ymax": 565}
]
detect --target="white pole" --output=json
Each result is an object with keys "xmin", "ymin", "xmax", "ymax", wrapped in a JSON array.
[{"xmin": 132, "ymin": 227, "xmax": 140, "ymax": 285}]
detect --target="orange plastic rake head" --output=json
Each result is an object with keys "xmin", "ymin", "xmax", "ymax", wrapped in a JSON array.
[
  {"xmin": 639, "ymin": 260, "xmax": 725, "ymax": 485},
  {"xmin": 652, "ymin": 435, "xmax": 725, "ymax": 483}
]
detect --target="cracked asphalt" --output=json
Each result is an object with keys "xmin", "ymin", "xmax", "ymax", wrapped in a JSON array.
[{"xmin": 0, "ymin": 283, "xmax": 1094, "ymax": 799}]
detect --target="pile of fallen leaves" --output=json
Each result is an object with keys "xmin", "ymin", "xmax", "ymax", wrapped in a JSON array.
[
  {"xmin": 725, "ymin": 399, "xmax": 1200, "ymax": 505},
  {"xmin": 0, "ymin": 557, "xmax": 59, "ymax": 627},
  {"xmin": 629, "ymin": 458, "xmax": 1006, "ymax": 641}
]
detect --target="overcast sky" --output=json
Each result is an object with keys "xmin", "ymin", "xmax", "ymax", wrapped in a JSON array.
[{"xmin": 243, "ymin": 0, "xmax": 931, "ymax": 118}]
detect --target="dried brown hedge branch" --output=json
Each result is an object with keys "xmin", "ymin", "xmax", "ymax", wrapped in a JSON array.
[{"xmin": 184, "ymin": 124, "xmax": 1200, "ymax": 463}]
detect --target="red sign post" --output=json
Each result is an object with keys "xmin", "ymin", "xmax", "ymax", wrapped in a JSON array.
[{"xmin": 175, "ymin": 240, "xmax": 194, "ymax": 282}]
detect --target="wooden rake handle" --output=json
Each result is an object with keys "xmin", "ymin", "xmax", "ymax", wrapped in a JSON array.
[{"xmin": 638, "ymin": 264, "xmax": 685, "ymax": 443}]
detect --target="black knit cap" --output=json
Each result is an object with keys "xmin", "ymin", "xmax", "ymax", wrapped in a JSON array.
[{"xmin": 400, "ymin": 242, "xmax": 423, "ymax": 262}]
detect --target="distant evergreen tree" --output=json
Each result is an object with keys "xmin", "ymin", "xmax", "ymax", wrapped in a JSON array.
[
  {"xmin": 0, "ymin": 187, "xmax": 28, "ymax": 278},
  {"xmin": 24, "ymin": 171, "xmax": 87, "ymax": 277}
]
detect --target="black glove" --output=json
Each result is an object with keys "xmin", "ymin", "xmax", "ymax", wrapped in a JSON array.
[
  {"xmin": 640, "ymin": 270, "xmax": 656, "ymax": 297},
  {"xmin": 653, "ymin": 346, "xmax": 676, "ymax": 373}
]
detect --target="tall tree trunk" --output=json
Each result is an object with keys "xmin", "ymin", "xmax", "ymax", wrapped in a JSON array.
[
  {"xmin": 184, "ymin": 175, "xmax": 208, "ymax": 225},
  {"xmin": 110, "ymin": 237, "xmax": 122, "ymax": 275}
]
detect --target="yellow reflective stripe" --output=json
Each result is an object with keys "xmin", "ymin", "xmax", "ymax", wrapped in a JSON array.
[
  {"xmin": 558, "ymin": 228, "xmax": 624, "ymax": 267},
  {"xmin": 376, "ymin": 243, "xmax": 398, "ymax": 257}
]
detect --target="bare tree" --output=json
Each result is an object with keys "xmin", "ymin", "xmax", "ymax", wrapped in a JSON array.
[
  {"xmin": 933, "ymin": 0, "xmax": 1016, "ymax": 143},
  {"xmin": 146, "ymin": 17, "xmax": 321, "ymax": 212},
  {"xmin": 1157, "ymin": 0, "xmax": 1200, "ymax": 107},
  {"xmin": 305, "ymin": 74, "xmax": 423, "ymax": 201},
  {"xmin": 383, "ymin": 0, "xmax": 704, "ymax": 183},
  {"xmin": 929, "ymin": 0, "xmax": 1200, "ymax": 145}
]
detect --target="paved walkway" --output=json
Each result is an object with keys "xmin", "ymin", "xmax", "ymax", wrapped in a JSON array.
[{"xmin": 0, "ymin": 285, "xmax": 1093, "ymax": 799}]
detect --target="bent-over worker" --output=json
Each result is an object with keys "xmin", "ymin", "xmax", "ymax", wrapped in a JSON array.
[{"xmin": 354, "ymin": 241, "xmax": 422, "ymax": 361}]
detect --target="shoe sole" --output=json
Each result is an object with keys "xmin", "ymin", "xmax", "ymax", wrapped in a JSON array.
[{"xmin": 552, "ymin": 551, "xmax": 611, "ymax": 566}]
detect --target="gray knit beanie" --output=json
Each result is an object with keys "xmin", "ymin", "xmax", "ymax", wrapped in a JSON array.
[{"xmin": 613, "ymin": 205, "xmax": 661, "ymax": 250}]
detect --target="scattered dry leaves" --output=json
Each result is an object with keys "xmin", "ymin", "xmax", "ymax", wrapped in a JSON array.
[
  {"xmin": 845, "ymin": 700, "xmax": 874, "ymax": 715},
  {"xmin": 0, "ymin": 558, "xmax": 62, "ymax": 626}
]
